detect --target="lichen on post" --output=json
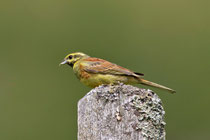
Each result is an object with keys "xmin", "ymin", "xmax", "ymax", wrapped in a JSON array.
[{"xmin": 78, "ymin": 83, "xmax": 166, "ymax": 140}]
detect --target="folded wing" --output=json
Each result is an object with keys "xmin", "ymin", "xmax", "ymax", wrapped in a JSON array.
[{"xmin": 82, "ymin": 57, "xmax": 144, "ymax": 78}]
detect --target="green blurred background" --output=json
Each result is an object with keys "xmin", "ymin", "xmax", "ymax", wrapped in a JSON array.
[{"xmin": 0, "ymin": 0, "xmax": 209, "ymax": 139}]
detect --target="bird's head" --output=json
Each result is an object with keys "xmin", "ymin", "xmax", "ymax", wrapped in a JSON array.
[{"xmin": 60, "ymin": 52, "xmax": 89, "ymax": 67}]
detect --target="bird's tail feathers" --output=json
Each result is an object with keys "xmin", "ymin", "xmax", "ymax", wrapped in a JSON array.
[{"xmin": 140, "ymin": 79, "xmax": 176, "ymax": 94}]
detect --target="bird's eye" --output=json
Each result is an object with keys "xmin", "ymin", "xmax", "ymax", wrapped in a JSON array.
[{"xmin": 68, "ymin": 55, "xmax": 73, "ymax": 59}]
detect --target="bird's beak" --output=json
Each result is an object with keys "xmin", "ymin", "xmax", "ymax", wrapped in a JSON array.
[{"xmin": 59, "ymin": 60, "xmax": 68, "ymax": 66}]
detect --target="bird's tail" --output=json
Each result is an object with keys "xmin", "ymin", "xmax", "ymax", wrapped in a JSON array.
[{"xmin": 139, "ymin": 79, "xmax": 176, "ymax": 94}]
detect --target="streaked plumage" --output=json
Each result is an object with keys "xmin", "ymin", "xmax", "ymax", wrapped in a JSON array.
[{"xmin": 60, "ymin": 52, "xmax": 176, "ymax": 93}]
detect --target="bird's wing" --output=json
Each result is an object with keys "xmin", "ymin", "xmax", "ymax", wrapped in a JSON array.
[{"xmin": 82, "ymin": 57, "xmax": 144, "ymax": 77}]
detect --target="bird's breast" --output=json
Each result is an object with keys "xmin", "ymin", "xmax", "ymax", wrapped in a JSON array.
[
  {"xmin": 79, "ymin": 72, "xmax": 138, "ymax": 88},
  {"xmin": 79, "ymin": 73, "xmax": 119, "ymax": 87},
  {"xmin": 73, "ymin": 62, "xmax": 139, "ymax": 88}
]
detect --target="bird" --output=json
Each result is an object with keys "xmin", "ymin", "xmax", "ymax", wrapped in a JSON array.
[{"xmin": 60, "ymin": 52, "xmax": 176, "ymax": 93}]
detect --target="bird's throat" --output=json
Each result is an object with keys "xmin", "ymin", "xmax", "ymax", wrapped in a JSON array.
[{"xmin": 67, "ymin": 63, "xmax": 74, "ymax": 67}]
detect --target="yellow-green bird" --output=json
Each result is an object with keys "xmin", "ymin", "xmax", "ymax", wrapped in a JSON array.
[{"xmin": 60, "ymin": 52, "xmax": 175, "ymax": 93}]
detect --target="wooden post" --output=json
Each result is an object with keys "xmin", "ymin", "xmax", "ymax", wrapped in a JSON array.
[{"xmin": 78, "ymin": 83, "xmax": 166, "ymax": 140}]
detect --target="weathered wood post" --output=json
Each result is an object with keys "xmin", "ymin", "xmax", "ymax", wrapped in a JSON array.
[{"xmin": 78, "ymin": 83, "xmax": 166, "ymax": 140}]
